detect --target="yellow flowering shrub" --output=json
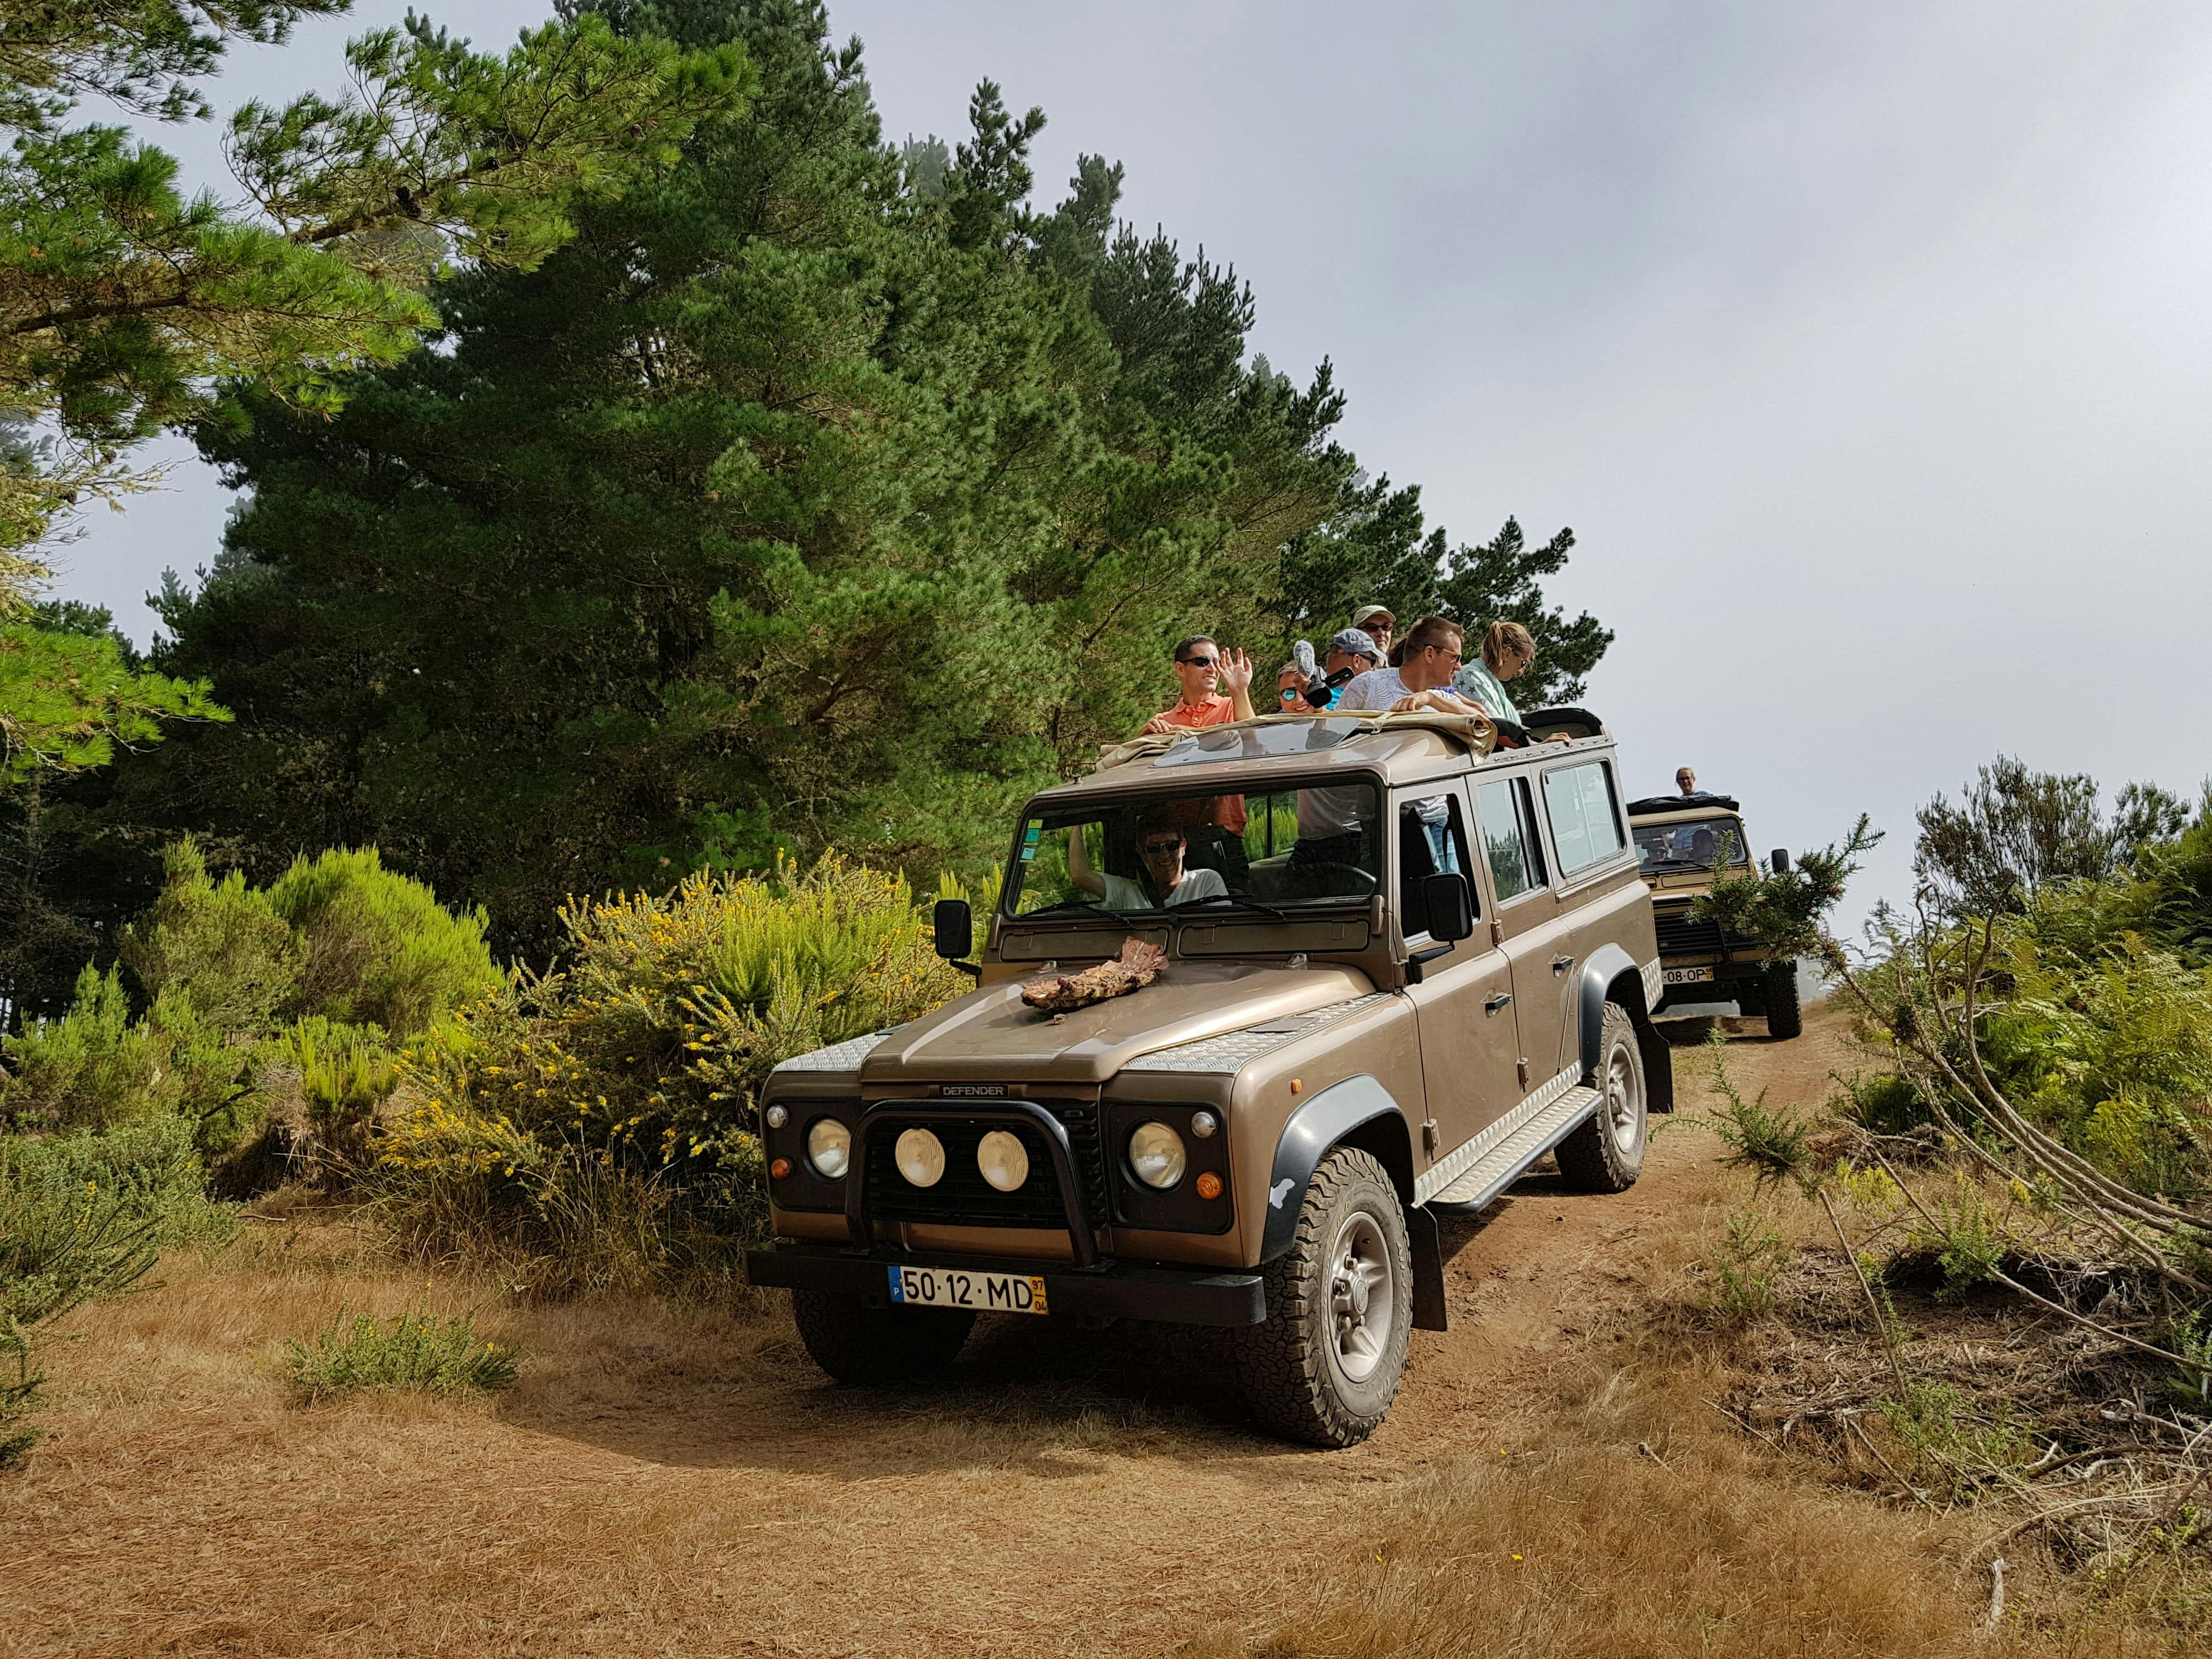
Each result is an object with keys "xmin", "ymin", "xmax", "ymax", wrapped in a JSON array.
[{"xmin": 372, "ymin": 855, "xmax": 965, "ymax": 1286}]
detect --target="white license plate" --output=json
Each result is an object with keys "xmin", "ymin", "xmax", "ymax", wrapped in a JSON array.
[
  {"xmin": 888, "ymin": 1264, "xmax": 1049, "ymax": 1316},
  {"xmin": 1663, "ymin": 966, "xmax": 1716, "ymax": 984}
]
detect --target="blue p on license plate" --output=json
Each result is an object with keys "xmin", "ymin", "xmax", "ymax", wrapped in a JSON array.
[{"xmin": 888, "ymin": 1264, "xmax": 1049, "ymax": 1315}]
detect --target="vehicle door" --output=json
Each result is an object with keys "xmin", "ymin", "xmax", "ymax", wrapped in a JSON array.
[
  {"xmin": 1393, "ymin": 782, "xmax": 1522, "ymax": 1164},
  {"xmin": 1471, "ymin": 770, "xmax": 1578, "ymax": 1103},
  {"xmin": 1531, "ymin": 754, "xmax": 1637, "ymax": 1076}
]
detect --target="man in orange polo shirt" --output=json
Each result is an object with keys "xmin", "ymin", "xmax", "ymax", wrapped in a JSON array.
[
  {"xmin": 1139, "ymin": 634, "xmax": 1255, "ymax": 881},
  {"xmin": 1141, "ymin": 634, "xmax": 1255, "ymax": 734}
]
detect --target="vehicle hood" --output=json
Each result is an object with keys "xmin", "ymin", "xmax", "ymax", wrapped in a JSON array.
[{"xmin": 859, "ymin": 960, "xmax": 1378, "ymax": 1086}]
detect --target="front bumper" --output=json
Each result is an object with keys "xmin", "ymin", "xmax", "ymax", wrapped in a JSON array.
[{"xmin": 746, "ymin": 1240, "xmax": 1267, "ymax": 1328}]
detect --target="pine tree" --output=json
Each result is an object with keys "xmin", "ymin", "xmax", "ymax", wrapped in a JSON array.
[
  {"xmin": 42, "ymin": 0, "xmax": 1612, "ymax": 975},
  {"xmin": 0, "ymin": 0, "xmax": 754, "ymax": 791}
]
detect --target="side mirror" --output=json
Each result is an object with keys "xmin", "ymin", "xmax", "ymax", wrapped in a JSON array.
[
  {"xmin": 1770, "ymin": 849, "xmax": 1791, "ymax": 874},
  {"xmin": 932, "ymin": 898, "xmax": 974, "ymax": 963},
  {"xmin": 1419, "ymin": 872, "xmax": 1476, "ymax": 943}
]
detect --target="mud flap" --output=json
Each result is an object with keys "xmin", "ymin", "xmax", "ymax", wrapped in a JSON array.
[{"xmin": 1408, "ymin": 1204, "xmax": 1449, "ymax": 1331}]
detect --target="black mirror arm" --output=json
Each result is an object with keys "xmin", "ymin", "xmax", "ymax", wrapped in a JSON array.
[
  {"xmin": 1404, "ymin": 941, "xmax": 1455, "ymax": 985},
  {"xmin": 948, "ymin": 960, "xmax": 981, "ymax": 979}
]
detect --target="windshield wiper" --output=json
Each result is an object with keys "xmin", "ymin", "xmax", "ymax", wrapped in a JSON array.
[
  {"xmin": 1166, "ymin": 892, "xmax": 1289, "ymax": 920},
  {"xmin": 1017, "ymin": 898, "xmax": 1110, "ymax": 919}
]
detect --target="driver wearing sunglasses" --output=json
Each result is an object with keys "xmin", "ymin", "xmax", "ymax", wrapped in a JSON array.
[{"xmin": 1065, "ymin": 816, "xmax": 1229, "ymax": 911}]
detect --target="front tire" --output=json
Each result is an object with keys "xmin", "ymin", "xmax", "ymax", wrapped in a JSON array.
[
  {"xmin": 1233, "ymin": 1148, "xmax": 1412, "ymax": 1447},
  {"xmin": 790, "ymin": 1289, "xmax": 975, "ymax": 1385},
  {"xmin": 1555, "ymin": 1001, "xmax": 1647, "ymax": 1193},
  {"xmin": 1764, "ymin": 960, "xmax": 1803, "ymax": 1039}
]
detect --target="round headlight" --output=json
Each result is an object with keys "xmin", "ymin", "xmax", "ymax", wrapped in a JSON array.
[
  {"xmin": 895, "ymin": 1126, "xmax": 947, "ymax": 1187},
  {"xmin": 805, "ymin": 1117, "xmax": 851, "ymax": 1178},
  {"xmin": 977, "ymin": 1129, "xmax": 1030, "ymax": 1193},
  {"xmin": 765, "ymin": 1103, "xmax": 788, "ymax": 1129},
  {"xmin": 1128, "ymin": 1120, "xmax": 1187, "ymax": 1189}
]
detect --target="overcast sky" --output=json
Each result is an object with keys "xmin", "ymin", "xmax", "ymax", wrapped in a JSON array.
[{"xmin": 55, "ymin": 1, "xmax": 2212, "ymax": 927}]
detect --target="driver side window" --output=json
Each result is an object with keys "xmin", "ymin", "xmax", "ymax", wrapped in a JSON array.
[{"xmin": 1397, "ymin": 792, "xmax": 1474, "ymax": 939}]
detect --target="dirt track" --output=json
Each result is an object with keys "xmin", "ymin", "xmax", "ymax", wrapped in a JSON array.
[{"xmin": 2, "ymin": 1011, "xmax": 1857, "ymax": 1659}]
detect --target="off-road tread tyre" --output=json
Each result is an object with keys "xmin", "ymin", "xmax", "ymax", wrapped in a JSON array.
[
  {"xmin": 1232, "ymin": 1147, "xmax": 1412, "ymax": 1448},
  {"xmin": 1555, "ymin": 1002, "xmax": 1647, "ymax": 1194},
  {"xmin": 1765, "ymin": 959, "xmax": 1803, "ymax": 1039},
  {"xmin": 790, "ymin": 1289, "xmax": 975, "ymax": 1385}
]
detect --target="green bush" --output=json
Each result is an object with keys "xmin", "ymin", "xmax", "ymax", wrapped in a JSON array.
[
  {"xmin": 3, "ymin": 842, "xmax": 495, "ymax": 1156},
  {"xmin": 1980, "ymin": 935, "xmax": 2212, "ymax": 1198},
  {"xmin": 120, "ymin": 839, "xmax": 300, "ymax": 1038},
  {"xmin": 283, "ymin": 1310, "xmax": 518, "ymax": 1401},
  {"xmin": 0, "ymin": 967, "xmax": 247, "ymax": 1143},
  {"xmin": 375, "ymin": 855, "xmax": 963, "ymax": 1289},
  {"xmin": 2, "ymin": 1116, "xmax": 233, "ymax": 1248},
  {"xmin": 267, "ymin": 847, "xmax": 500, "ymax": 1039},
  {"xmin": 1702, "ymin": 1207, "xmax": 1788, "ymax": 1325},
  {"xmin": 0, "ymin": 1120, "xmax": 218, "ymax": 1465}
]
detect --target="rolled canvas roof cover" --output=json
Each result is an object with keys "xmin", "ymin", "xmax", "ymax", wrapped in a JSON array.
[{"xmin": 1627, "ymin": 792, "xmax": 1740, "ymax": 816}]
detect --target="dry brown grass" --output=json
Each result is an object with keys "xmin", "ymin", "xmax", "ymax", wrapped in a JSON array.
[
  {"xmin": 1180, "ymin": 1348, "xmax": 2011, "ymax": 1659},
  {"xmin": 5, "ymin": 1008, "xmax": 2202, "ymax": 1657}
]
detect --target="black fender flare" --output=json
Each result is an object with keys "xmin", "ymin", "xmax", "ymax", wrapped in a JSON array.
[
  {"xmin": 1259, "ymin": 1074, "xmax": 1447, "ymax": 1330},
  {"xmin": 1578, "ymin": 943, "xmax": 1674, "ymax": 1114}
]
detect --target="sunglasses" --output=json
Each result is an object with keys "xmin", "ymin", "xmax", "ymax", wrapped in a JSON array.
[
  {"xmin": 1176, "ymin": 655, "xmax": 1217, "ymax": 669},
  {"xmin": 1139, "ymin": 837, "xmax": 1183, "ymax": 856},
  {"xmin": 1278, "ymin": 686, "xmax": 1301, "ymax": 701}
]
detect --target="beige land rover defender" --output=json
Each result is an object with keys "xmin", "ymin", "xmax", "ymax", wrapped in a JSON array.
[
  {"xmin": 746, "ymin": 707, "xmax": 1671, "ymax": 1446},
  {"xmin": 1626, "ymin": 793, "xmax": 1801, "ymax": 1039}
]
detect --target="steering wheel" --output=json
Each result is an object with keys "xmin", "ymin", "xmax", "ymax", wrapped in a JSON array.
[{"xmin": 1289, "ymin": 862, "xmax": 1379, "ymax": 898}]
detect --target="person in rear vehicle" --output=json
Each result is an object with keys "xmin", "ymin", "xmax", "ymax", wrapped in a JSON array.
[
  {"xmin": 1336, "ymin": 616, "xmax": 1477, "ymax": 873},
  {"xmin": 1350, "ymin": 604, "xmax": 1393, "ymax": 661},
  {"xmin": 1452, "ymin": 620, "xmax": 1536, "ymax": 726},
  {"xmin": 1677, "ymin": 766, "xmax": 1699, "ymax": 797},
  {"xmin": 1066, "ymin": 815, "xmax": 1228, "ymax": 910}
]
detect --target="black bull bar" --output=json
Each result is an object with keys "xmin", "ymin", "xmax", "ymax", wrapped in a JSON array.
[{"xmin": 744, "ymin": 1099, "xmax": 1266, "ymax": 1327}]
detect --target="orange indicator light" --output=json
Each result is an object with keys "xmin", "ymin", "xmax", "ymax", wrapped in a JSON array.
[
  {"xmin": 769, "ymin": 1158, "xmax": 792, "ymax": 1180},
  {"xmin": 1195, "ymin": 1172, "xmax": 1223, "ymax": 1200},
  {"xmin": 1289, "ymin": 1078, "xmax": 1303, "ymax": 1095}
]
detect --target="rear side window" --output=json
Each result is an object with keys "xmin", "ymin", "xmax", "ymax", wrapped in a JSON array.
[
  {"xmin": 1542, "ymin": 760, "xmax": 1627, "ymax": 874},
  {"xmin": 1474, "ymin": 777, "xmax": 1548, "ymax": 902}
]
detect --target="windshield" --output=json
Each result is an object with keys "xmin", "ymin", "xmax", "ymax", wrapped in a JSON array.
[
  {"xmin": 1634, "ymin": 816, "xmax": 1750, "ymax": 872},
  {"xmin": 1003, "ymin": 781, "xmax": 1384, "ymax": 917}
]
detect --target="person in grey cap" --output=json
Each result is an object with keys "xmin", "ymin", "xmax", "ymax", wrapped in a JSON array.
[{"xmin": 1349, "ymin": 604, "xmax": 1393, "ymax": 659}]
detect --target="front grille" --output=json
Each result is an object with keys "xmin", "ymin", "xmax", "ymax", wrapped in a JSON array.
[
  {"xmin": 864, "ymin": 1102, "xmax": 1111, "ymax": 1230},
  {"xmin": 1652, "ymin": 904, "xmax": 1758, "ymax": 958}
]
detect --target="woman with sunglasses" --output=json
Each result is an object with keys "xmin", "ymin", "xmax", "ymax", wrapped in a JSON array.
[{"xmin": 1065, "ymin": 816, "xmax": 1228, "ymax": 910}]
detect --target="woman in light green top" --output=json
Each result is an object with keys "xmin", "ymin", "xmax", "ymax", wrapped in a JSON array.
[{"xmin": 1452, "ymin": 619, "xmax": 1536, "ymax": 724}]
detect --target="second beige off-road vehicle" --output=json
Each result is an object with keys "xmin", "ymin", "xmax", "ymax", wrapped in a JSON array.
[
  {"xmin": 747, "ymin": 706, "xmax": 1671, "ymax": 1446},
  {"xmin": 1626, "ymin": 793, "xmax": 1801, "ymax": 1039}
]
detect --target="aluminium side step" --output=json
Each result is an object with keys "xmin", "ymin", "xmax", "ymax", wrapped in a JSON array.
[{"xmin": 1422, "ymin": 1085, "xmax": 1602, "ymax": 1211}]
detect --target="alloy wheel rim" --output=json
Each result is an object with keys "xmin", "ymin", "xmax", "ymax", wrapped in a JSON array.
[
  {"xmin": 1605, "ymin": 1039, "xmax": 1642, "ymax": 1150},
  {"xmin": 1327, "ymin": 1210, "xmax": 1396, "ymax": 1384}
]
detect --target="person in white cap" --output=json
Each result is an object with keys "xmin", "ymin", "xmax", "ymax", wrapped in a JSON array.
[{"xmin": 1349, "ymin": 604, "xmax": 1393, "ymax": 661}]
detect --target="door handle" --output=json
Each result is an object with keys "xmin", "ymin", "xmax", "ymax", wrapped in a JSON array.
[
  {"xmin": 1551, "ymin": 954, "xmax": 1576, "ymax": 974},
  {"xmin": 1485, "ymin": 992, "xmax": 1513, "ymax": 1013}
]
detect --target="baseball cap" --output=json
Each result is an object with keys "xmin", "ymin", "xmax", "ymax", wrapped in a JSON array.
[
  {"xmin": 1328, "ymin": 628, "xmax": 1384, "ymax": 663},
  {"xmin": 1350, "ymin": 605, "xmax": 1394, "ymax": 628}
]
